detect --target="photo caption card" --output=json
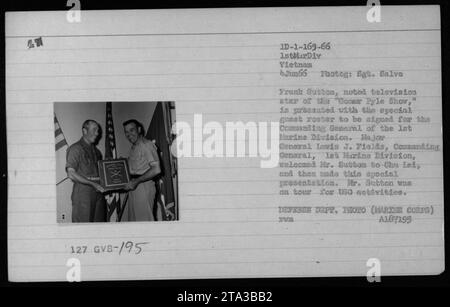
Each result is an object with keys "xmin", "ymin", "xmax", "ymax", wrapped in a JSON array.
[{"xmin": 6, "ymin": 6, "xmax": 444, "ymax": 282}]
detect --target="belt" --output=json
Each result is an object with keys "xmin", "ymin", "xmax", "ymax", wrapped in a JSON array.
[{"xmin": 130, "ymin": 174, "xmax": 141, "ymax": 179}]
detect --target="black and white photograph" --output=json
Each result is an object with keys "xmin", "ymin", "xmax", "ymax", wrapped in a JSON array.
[{"xmin": 54, "ymin": 101, "xmax": 178, "ymax": 223}]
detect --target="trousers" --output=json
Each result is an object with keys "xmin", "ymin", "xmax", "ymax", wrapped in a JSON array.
[
  {"xmin": 71, "ymin": 183, "xmax": 106, "ymax": 222},
  {"xmin": 125, "ymin": 180, "xmax": 157, "ymax": 221}
]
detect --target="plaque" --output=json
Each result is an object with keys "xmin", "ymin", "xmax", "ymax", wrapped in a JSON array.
[{"xmin": 98, "ymin": 158, "xmax": 130, "ymax": 191}]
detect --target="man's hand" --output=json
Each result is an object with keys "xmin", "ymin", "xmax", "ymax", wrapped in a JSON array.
[
  {"xmin": 92, "ymin": 182, "xmax": 105, "ymax": 193},
  {"xmin": 124, "ymin": 179, "xmax": 138, "ymax": 191},
  {"xmin": 68, "ymin": 168, "xmax": 106, "ymax": 193}
]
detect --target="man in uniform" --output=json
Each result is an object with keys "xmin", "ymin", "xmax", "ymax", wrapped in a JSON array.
[
  {"xmin": 122, "ymin": 119, "xmax": 161, "ymax": 221},
  {"xmin": 66, "ymin": 120, "xmax": 106, "ymax": 223}
]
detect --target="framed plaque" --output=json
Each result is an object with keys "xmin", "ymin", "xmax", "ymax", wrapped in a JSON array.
[{"xmin": 98, "ymin": 158, "xmax": 130, "ymax": 191}]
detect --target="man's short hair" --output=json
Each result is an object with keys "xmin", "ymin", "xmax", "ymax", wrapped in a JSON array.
[
  {"xmin": 82, "ymin": 119, "xmax": 98, "ymax": 131},
  {"xmin": 123, "ymin": 119, "xmax": 145, "ymax": 135}
]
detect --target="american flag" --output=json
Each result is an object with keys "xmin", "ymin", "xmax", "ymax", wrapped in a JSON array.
[
  {"xmin": 54, "ymin": 113, "xmax": 68, "ymax": 185},
  {"xmin": 105, "ymin": 102, "xmax": 120, "ymax": 221}
]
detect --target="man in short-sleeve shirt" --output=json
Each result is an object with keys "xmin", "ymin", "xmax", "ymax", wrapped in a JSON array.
[
  {"xmin": 122, "ymin": 119, "xmax": 161, "ymax": 221},
  {"xmin": 66, "ymin": 120, "xmax": 106, "ymax": 223}
]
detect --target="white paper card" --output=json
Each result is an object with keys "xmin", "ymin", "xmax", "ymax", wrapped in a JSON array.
[{"xmin": 6, "ymin": 6, "xmax": 444, "ymax": 281}]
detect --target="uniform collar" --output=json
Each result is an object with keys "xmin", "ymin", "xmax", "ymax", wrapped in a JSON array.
[
  {"xmin": 80, "ymin": 137, "xmax": 94, "ymax": 149},
  {"xmin": 131, "ymin": 136, "xmax": 144, "ymax": 149}
]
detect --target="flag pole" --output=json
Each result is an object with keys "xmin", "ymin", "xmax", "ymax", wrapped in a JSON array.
[
  {"xmin": 118, "ymin": 192, "xmax": 129, "ymax": 222},
  {"xmin": 56, "ymin": 176, "xmax": 69, "ymax": 186}
]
